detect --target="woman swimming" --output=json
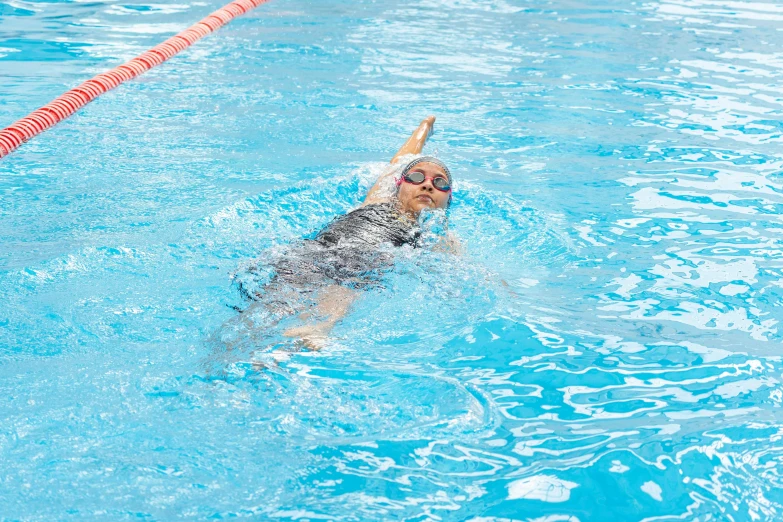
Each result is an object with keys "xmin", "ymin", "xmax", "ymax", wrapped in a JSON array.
[{"xmin": 216, "ymin": 115, "xmax": 455, "ymax": 360}]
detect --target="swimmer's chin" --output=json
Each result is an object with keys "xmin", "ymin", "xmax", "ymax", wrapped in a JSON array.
[
  {"xmin": 398, "ymin": 198, "xmax": 440, "ymax": 217},
  {"xmin": 406, "ymin": 196, "xmax": 435, "ymax": 212}
]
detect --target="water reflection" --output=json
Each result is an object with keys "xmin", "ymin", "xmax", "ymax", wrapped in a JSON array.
[{"xmin": 3, "ymin": 0, "xmax": 783, "ymax": 519}]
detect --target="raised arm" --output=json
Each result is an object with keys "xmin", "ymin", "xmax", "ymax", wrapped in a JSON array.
[
  {"xmin": 363, "ymin": 116, "xmax": 436, "ymax": 206},
  {"xmin": 390, "ymin": 115, "xmax": 436, "ymax": 163}
]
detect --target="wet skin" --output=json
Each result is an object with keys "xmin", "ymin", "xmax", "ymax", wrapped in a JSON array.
[{"xmin": 396, "ymin": 161, "xmax": 451, "ymax": 217}]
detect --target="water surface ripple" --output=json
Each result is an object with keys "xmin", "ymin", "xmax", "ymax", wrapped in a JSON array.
[{"xmin": 2, "ymin": 0, "xmax": 783, "ymax": 520}]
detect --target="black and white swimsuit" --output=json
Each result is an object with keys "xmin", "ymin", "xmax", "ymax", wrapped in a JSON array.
[{"xmin": 269, "ymin": 202, "xmax": 420, "ymax": 290}]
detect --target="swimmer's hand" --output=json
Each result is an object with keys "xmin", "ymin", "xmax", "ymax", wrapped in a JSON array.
[
  {"xmin": 252, "ymin": 324, "xmax": 330, "ymax": 370},
  {"xmin": 283, "ymin": 323, "xmax": 331, "ymax": 351},
  {"xmin": 433, "ymin": 232, "xmax": 463, "ymax": 255},
  {"xmin": 282, "ymin": 285, "xmax": 357, "ymax": 350},
  {"xmin": 250, "ymin": 324, "xmax": 332, "ymax": 371},
  {"xmin": 391, "ymin": 115, "xmax": 436, "ymax": 164}
]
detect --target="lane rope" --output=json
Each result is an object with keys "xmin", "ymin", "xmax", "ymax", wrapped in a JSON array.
[{"xmin": 0, "ymin": 0, "xmax": 269, "ymax": 159}]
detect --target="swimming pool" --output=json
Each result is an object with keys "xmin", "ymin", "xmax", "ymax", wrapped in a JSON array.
[{"xmin": 2, "ymin": 0, "xmax": 783, "ymax": 519}]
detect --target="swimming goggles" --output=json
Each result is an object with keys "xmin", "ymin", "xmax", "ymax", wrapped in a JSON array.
[{"xmin": 402, "ymin": 171, "xmax": 451, "ymax": 192}]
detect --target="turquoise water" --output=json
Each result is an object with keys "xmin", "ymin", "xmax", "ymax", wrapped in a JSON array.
[{"xmin": 2, "ymin": 0, "xmax": 783, "ymax": 519}]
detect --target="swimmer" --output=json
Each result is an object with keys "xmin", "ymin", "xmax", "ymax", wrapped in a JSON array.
[{"xmin": 213, "ymin": 115, "xmax": 456, "ymax": 365}]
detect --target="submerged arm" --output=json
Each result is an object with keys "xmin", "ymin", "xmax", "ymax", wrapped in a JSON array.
[
  {"xmin": 283, "ymin": 285, "xmax": 359, "ymax": 350},
  {"xmin": 363, "ymin": 115, "xmax": 436, "ymax": 206},
  {"xmin": 434, "ymin": 232, "xmax": 463, "ymax": 255}
]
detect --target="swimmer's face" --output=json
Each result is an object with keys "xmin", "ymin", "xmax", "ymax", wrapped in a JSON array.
[{"xmin": 397, "ymin": 162, "xmax": 451, "ymax": 216}]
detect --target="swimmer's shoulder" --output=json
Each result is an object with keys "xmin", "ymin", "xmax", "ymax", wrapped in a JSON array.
[{"xmin": 361, "ymin": 195, "xmax": 392, "ymax": 207}]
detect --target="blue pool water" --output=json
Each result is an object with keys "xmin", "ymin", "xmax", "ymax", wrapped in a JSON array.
[{"xmin": 2, "ymin": 0, "xmax": 783, "ymax": 519}]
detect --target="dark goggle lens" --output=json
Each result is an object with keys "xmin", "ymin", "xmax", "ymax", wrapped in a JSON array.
[
  {"xmin": 404, "ymin": 172, "xmax": 426, "ymax": 184},
  {"xmin": 432, "ymin": 177, "xmax": 451, "ymax": 191},
  {"xmin": 403, "ymin": 172, "xmax": 451, "ymax": 192}
]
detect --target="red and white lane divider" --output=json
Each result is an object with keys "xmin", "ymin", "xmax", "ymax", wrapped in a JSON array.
[{"xmin": 0, "ymin": 0, "xmax": 270, "ymax": 159}]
